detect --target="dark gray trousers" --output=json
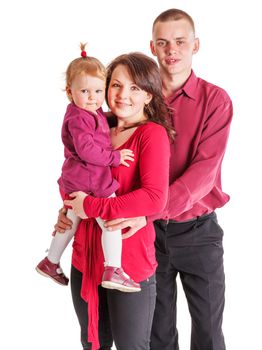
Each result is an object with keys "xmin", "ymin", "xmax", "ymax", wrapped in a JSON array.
[
  {"xmin": 150, "ymin": 212, "xmax": 226, "ymax": 350},
  {"xmin": 71, "ymin": 265, "xmax": 156, "ymax": 350}
]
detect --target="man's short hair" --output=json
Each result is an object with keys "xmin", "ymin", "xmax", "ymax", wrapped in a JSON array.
[{"xmin": 153, "ymin": 8, "xmax": 195, "ymax": 35}]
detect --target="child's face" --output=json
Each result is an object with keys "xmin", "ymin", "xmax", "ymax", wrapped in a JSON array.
[
  {"xmin": 68, "ymin": 74, "xmax": 105, "ymax": 113},
  {"xmin": 107, "ymin": 64, "xmax": 152, "ymax": 123}
]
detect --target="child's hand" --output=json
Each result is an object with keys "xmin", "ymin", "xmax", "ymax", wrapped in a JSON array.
[
  {"xmin": 119, "ymin": 149, "xmax": 134, "ymax": 167},
  {"xmin": 64, "ymin": 191, "xmax": 89, "ymax": 219}
]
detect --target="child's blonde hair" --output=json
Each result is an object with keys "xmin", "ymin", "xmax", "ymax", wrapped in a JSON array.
[{"xmin": 65, "ymin": 43, "xmax": 106, "ymax": 101}]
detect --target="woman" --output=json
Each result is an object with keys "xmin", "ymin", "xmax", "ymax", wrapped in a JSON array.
[{"xmin": 58, "ymin": 52, "xmax": 174, "ymax": 350}]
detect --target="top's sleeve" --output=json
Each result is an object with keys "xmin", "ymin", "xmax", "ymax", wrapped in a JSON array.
[
  {"xmin": 83, "ymin": 125, "xmax": 170, "ymax": 220},
  {"xmin": 163, "ymin": 96, "xmax": 233, "ymax": 219},
  {"xmin": 68, "ymin": 116, "xmax": 120, "ymax": 167}
]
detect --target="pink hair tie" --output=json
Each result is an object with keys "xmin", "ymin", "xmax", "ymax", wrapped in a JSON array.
[{"xmin": 81, "ymin": 50, "xmax": 87, "ymax": 57}]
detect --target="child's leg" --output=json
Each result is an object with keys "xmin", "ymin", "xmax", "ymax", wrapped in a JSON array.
[
  {"xmin": 97, "ymin": 192, "xmax": 122, "ymax": 267},
  {"xmin": 96, "ymin": 217, "xmax": 141, "ymax": 292},
  {"xmin": 95, "ymin": 193, "xmax": 141, "ymax": 292},
  {"xmin": 96, "ymin": 217, "xmax": 122, "ymax": 268},
  {"xmin": 48, "ymin": 209, "xmax": 80, "ymax": 264}
]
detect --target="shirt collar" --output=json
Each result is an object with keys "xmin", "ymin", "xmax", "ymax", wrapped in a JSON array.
[
  {"xmin": 165, "ymin": 70, "xmax": 198, "ymax": 104},
  {"xmin": 181, "ymin": 70, "xmax": 198, "ymax": 100}
]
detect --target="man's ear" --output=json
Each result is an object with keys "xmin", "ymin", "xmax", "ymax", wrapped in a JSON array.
[
  {"xmin": 150, "ymin": 40, "xmax": 157, "ymax": 56},
  {"xmin": 193, "ymin": 38, "xmax": 200, "ymax": 54}
]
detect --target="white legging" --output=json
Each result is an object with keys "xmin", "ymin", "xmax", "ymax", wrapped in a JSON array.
[{"xmin": 48, "ymin": 206, "xmax": 122, "ymax": 267}]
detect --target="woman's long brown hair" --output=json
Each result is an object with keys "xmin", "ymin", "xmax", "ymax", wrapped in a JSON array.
[{"xmin": 106, "ymin": 52, "xmax": 175, "ymax": 140}]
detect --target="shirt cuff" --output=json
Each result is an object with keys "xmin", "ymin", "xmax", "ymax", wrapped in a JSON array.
[{"xmin": 111, "ymin": 150, "xmax": 121, "ymax": 167}]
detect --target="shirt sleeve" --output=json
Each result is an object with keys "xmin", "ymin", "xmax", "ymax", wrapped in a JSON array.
[
  {"xmin": 68, "ymin": 116, "xmax": 120, "ymax": 167},
  {"xmin": 83, "ymin": 125, "xmax": 170, "ymax": 220},
  {"xmin": 164, "ymin": 96, "xmax": 233, "ymax": 219}
]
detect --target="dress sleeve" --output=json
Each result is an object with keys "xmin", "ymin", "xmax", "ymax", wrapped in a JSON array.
[
  {"xmin": 83, "ymin": 124, "xmax": 170, "ymax": 220},
  {"xmin": 164, "ymin": 96, "xmax": 233, "ymax": 218},
  {"xmin": 68, "ymin": 116, "xmax": 120, "ymax": 167}
]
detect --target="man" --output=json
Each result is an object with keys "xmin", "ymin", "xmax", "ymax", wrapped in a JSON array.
[
  {"xmin": 56, "ymin": 9, "xmax": 232, "ymax": 350},
  {"xmin": 147, "ymin": 11, "xmax": 232, "ymax": 349}
]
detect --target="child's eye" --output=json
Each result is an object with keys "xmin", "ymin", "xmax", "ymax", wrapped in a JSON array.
[
  {"xmin": 81, "ymin": 89, "xmax": 88, "ymax": 93},
  {"xmin": 96, "ymin": 89, "xmax": 103, "ymax": 93}
]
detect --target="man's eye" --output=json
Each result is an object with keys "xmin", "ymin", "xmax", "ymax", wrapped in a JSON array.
[{"xmin": 157, "ymin": 41, "xmax": 166, "ymax": 47}]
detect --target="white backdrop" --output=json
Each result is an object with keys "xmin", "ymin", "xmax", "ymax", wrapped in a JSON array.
[{"xmin": 0, "ymin": 0, "xmax": 261, "ymax": 349}]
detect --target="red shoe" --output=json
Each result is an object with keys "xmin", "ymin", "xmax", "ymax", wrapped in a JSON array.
[
  {"xmin": 36, "ymin": 257, "xmax": 69, "ymax": 286},
  {"xmin": 101, "ymin": 266, "xmax": 141, "ymax": 292}
]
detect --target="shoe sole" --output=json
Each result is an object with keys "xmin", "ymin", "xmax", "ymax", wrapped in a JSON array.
[
  {"xmin": 101, "ymin": 281, "xmax": 141, "ymax": 292},
  {"xmin": 35, "ymin": 267, "xmax": 68, "ymax": 286}
]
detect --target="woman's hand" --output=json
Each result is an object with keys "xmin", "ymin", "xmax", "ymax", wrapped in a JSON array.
[
  {"xmin": 53, "ymin": 207, "xmax": 72, "ymax": 234},
  {"xmin": 64, "ymin": 191, "xmax": 89, "ymax": 219}
]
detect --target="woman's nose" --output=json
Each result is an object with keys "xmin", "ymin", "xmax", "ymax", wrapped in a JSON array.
[{"xmin": 117, "ymin": 86, "xmax": 128, "ymax": 99}]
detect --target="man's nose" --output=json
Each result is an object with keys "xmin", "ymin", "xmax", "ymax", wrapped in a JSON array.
[{"xmin": 167, "ymin": 42, "xmax": 177, "ymax": 54}]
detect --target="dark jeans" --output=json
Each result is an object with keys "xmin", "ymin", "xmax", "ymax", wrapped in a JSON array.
[
  {"xmin": 71, "ymin": 265, "xmax": 156, "ymax": 350},
  {"xmin": 150, "ymin": 212, "xmax": 226, "ymax": 350}
]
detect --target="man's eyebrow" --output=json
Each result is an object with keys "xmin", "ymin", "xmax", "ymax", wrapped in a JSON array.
[{"xmin": 156, "ymin": 36, "xmax": 187, "ymax": 41}]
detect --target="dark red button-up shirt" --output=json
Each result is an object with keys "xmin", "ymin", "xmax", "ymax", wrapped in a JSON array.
[{"xmin": 152, "ymin": 70, "xmax": 233, "ymax": 222}]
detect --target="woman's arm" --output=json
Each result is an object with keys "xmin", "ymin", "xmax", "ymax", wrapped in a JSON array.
[{"xmin": 66, "ymin": 124, "xmax": 170, "ymax": 220}]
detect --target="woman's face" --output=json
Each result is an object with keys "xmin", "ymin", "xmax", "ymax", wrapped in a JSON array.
[{"xmin": 107, "ymin": 64, "xmax": 152, "ymax": 124}]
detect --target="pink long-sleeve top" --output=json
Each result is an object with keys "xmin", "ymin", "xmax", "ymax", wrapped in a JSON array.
[
  {"xmin": 58, "ymin": 103, "xmax": 120, "ymax": 197},
  {"xmin": 71, "ymin": 122, "xmax": 170, "ymax": 349},
  {"xmin": 150, "ymin": 70, "xmax": 233, "ymax": 222}
]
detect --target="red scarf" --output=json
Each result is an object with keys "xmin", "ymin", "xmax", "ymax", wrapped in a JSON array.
[{"xmin": 77, "ymin": 218, "xmax": 104, "ymax": 350}]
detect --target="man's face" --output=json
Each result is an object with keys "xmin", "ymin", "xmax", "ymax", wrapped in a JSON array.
[{"xmin": 150, "ymin": 19, "xmax": 199, "ymax": 78}]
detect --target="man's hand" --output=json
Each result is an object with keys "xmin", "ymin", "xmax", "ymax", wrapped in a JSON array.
[
  {"xmin": 53, "ymin": 207, "xmax": 72, "ymax": 234},
  {"xmin": 104, "ymin": 216, "xmax": 147, "ymax": 239}
]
